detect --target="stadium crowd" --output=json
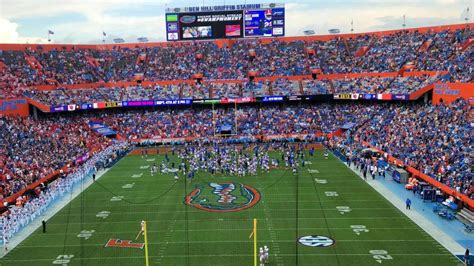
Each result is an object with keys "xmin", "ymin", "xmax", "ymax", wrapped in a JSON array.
[
  {"xmin": 355, "ymin": 99, "xmax": 473, "ymax": 197},
  {"xmin": 0, "ymin": 27, "xmax": 471, "ymax": 91},
  {"xmin": 0, "ymin": 142, "xmax": 129, "ymax": 244},
  {"xmin": 0, "ymin": 116, "xmax": 112, "ymax": 199},
  {"xmin": 89, "ymin": 104, "xmax": 375, "ymax": 139},
  {"xmin": 21, "ymin": 74, "xmax": 443, "ymax": 106}
]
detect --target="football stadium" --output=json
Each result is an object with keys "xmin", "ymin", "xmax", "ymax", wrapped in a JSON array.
[{"xmin": 0, "ymin": 1, "xmax": 473, "ymax": 265}]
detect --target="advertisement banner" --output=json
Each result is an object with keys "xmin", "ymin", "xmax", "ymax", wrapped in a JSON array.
[
  {"xmin": 391, "ymin": 94, "xmax": 410, "ymax": 100},
  {"xmin": 260, "ymin": 96, "xmax": 285, "ymax": 102},
  {"xmin": 432, "ymin": 83, "xmax": 474, "ymax": 105},
  {"xmin": 220, "ymin": 97, "xmax": 256, "ymax": 104},
  {"xmin": 89, "ymin": 122, "xmax": 117, "ymax": 136},
  {"xmin": 0, "ymin": 98, "xmax": 29, "ymax": 117}
]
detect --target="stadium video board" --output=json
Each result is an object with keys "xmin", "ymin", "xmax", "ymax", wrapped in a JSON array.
[{"xmin": 165, "ymin": 3, "xmax": 285, "ymax": 41}]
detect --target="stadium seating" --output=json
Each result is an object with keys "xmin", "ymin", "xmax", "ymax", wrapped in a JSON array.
[
  {"xmin": 0, "ymin": 116, "xmax": 111, "ymax": 199},
  {"xmin": 0, "ymin": 27, "xmax": 471, "ymax": 87}
]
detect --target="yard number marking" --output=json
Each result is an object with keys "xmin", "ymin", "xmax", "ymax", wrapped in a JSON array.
[
  {"xmin": 96, "ymin": 211, "xmax": 110, "ymax": 219},
  {"xmin": 140, "ymin": 165, "xmax": 150, "ymax": 169},
  {"xmin": 122, "ymin": 183, "xmax": 135, "ymax": 189},
  {"xmin": 110, "ymin": 196, "xmax": 124, "ymax": 202},
  {"xmin": 131, "ymin": 173, "xmax": 143, "ymax": 178},
  {"xmin": 336, "ymin": 206, "xmax": 351, "ymax": 214},
  {"xmin": 314, "ymin": 178, "xmax": 327, "ymax": 184},
  {"xmin": 52, "ymin": 255, "xmax": 74, "ymax": 265},
  {"xmin": 350, "ymin": 225, "xmax": 369, "ymax": 235},
  {"xmin": 77, "ymin": 230, "xmax": 95, "ymax": 240},
  {"xmin": 369, "ymin": 250, "xmax": 393, "ymax": 264},
  {"xmin": 325, "ymin": 191, "xmax": 338, "ymax": 197}
]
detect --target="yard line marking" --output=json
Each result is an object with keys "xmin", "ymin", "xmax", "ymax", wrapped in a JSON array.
[
  {"xmin": 262, "ymin": 202, "xmax": 284, "ymax": 265},
  {"xmin": 155, "ymin": 214, "xmax": 178, "ymax": 265},
  {"xmin": 15, "ymin": 239, "xmax": 439, "ymax": 248}
]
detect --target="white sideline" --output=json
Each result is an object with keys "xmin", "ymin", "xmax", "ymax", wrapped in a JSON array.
[
  {"xmin": 0, "ymin": 168, "xmax": 110, "ymax": 258},
  {"xmin": 344, "ymin": 161, "xmax": 465, "ymax": 257}
]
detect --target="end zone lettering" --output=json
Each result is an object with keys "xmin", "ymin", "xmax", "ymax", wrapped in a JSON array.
[{"xmin": 105, "ymin": 239, "xmax": 144, "ymax": 249}]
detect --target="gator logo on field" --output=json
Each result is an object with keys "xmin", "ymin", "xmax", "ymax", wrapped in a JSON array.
[{"xmin": 185, "ymin": 182, "xmax": 260, "ymax": 212}]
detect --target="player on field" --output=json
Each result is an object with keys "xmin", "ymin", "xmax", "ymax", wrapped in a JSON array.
[
  {"xmin": 259, "ymin": 247, "xmax": 265, "ymax": 266},
  {"xmin": 263, "ymin": 245, "xmax": 269, "ymax": 264}
]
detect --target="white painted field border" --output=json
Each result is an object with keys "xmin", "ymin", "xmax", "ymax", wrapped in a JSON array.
[{"xmin": 1, "ymin": 253, "xmax": 456, "ymax": 262}]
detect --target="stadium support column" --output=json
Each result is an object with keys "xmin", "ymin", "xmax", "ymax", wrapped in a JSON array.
[{"xmin": 32, "ymin": 106, "xmax": 38, "ymax": 120}]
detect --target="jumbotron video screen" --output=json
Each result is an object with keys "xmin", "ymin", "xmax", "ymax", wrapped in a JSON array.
[{"xmin": 165, "ymin": 3, "xmax": 285, "ymax": 41}]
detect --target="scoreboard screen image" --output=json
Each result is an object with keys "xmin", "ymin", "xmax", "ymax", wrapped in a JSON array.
[
  {"xmin": 166, "ymin": 11, "xmax": 244, "ymax": 41},
  {"xmin": 165, "ymin": 5, "xmax": 285, "ymax": 41},
  {"xmin": 244, "ymin": 8, "xmax": 285, "ymax": 37}
]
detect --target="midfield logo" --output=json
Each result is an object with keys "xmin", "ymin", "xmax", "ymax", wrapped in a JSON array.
[
  {"xmin": 185, "ymin": 182, "xmax": 260, "ymax": 212},
  {"xmin": 298, "ymin": 235, "xmax": 335, "ymax": 247}
]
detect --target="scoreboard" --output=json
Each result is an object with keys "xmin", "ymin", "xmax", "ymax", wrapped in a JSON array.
[
  {"xmin": 244, "ymin": 8, "xmax": 285, "ymax": 37},
  {"xmin": 165, "ymin": 3, "xmax": 285, "ymax": 41}
]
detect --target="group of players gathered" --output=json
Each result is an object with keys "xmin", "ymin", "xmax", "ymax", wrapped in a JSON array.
[{"xmin": 142, "ymin": 142, "xmax": 316, "ymax": 180}]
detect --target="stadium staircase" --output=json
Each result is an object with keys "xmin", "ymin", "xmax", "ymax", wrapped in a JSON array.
[
  {"xmin": 343, "ymin": 39, "xmax": 351, "ymax": 55},
  {"xmin": 328, "ymin": 79, "xmax": 336, "ymax": 94},
  {"xmin": 354, "ymin": 46, "xmax": 370, "ymax": 57},
  {"xmin": 460, "ymin": 38, "xmax": 473, "ymax": 51},
  {"xmin": 295, "ymin": 80, "xmax": 304, "ymax": 95},
  {"xmin": 418, "ymin": 39, "xmax": 433, "ymax": 52},
  {"xmin": 24, "ymin": 55, "xmax": 42, "ymax": 70},
  {"xmin": 85, "ymin": 55, "xmax": 100, "ymax": 67},
  {"xmin": 456, "ymin": 207, "xmax": 474, "ymax": 226}
]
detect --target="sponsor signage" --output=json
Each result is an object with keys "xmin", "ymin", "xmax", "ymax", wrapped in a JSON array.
[
  {"xmin": 261, "ymin": 96, "xmax": 285, "ymax": 102},
  {"xmin": 220, "ymin": 97, "xmax": 256, "ymax": 104}
]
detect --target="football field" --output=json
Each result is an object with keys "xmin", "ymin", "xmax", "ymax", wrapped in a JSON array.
[{"xmin": 0, "ymin": 149, "xmax": 461, "ymax": 266}]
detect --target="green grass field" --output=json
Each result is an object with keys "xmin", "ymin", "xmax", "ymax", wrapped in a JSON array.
[{"xmin": 0, "ymin": 149, "xmax": 461, "ymax": 266}]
